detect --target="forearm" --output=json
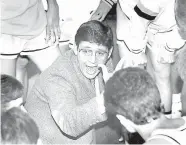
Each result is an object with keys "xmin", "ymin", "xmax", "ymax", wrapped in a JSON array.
[
  {"xmin": 46, "ymin": 0, "xmax": 59, "ymax": 9},
  {"xmin": 52, "ymin": 97, "xmax": 106, "ymax": 137},
  {"xmin": 102, "ymin": 0, "xmax": 117, "ymax": 8}
]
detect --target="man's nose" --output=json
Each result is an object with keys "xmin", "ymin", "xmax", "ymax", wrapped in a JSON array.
[{"xmin": 89, "ymin": 52, "xmax": 96, "ymax": 63}]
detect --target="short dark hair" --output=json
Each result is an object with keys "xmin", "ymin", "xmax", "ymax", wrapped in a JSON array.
[
  {"xmin": 104, "ymin": 67, "xmax": 163, "ymax": 125},
  {"xmin": 175, "ymin": 0, "xmax": 186, "ymax": 39},
  {"xmin": 1, "ymin": 107, "xmax": 39, "ymax": 144},
  {"xmin": 1, "ymin": 74, "xmax": 24, "ymax": 105},
  {"xmin": 75, "ymin": 20, "xmax": 113, "ymax": 50}
]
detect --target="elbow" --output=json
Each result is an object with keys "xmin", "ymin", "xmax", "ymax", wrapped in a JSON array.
[
  {"xmin": 61, "ymin": 128, "xmax": 79, "ymax": 138},
  {"xmin": 52, "ymin": 111, "xmax": 80, "ymax": 138}
]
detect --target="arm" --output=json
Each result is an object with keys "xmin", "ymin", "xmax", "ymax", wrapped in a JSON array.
[
  {"xmin": 45, "ymin": 76, "xmax": 105, "ymax": 137},
  {"xmin": 90, "ymin": 0, "xmax": 117, "ymax": 21},
  {"xmin": 45, "ymin": 0, "xmax": 61, "ymax": 45},
  {"xmin": 102, "ymin": 0, "xmax": 117, "ymax": 7}
]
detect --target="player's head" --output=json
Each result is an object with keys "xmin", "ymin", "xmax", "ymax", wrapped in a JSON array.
[
  {"xmin": 1, "ymin": 74, "xmax": 24, "ymax": 111},
  {"xmin": 104, "ymin": 67, "xmax": 163, "ymax": 126},
  {"xmin": 75, "ymin": 20, "xmax": 113, "ymax": 79},
  {"xmin": 1, "ymin": 107, "xmax": 40, "ymax": 144}
]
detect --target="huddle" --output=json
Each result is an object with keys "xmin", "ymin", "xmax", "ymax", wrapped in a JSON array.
[
  {"xmin": 1, "ymin": 65, "xmax": 186, "ymax": 144},
  {"xmin": 1, "ymin": 0, "xmax": 186, "ymax": 144}
]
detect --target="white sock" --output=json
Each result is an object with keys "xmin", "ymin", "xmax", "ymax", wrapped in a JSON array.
[
  {"xmin": 172, "ymin": 93, "xmax": 181, "ymax": 103},
  {"xmin": 172, "ymin": 93, "xmax": 182, "ymax": 113}
]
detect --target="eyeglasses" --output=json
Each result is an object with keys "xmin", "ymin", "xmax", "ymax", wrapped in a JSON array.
[{"xmin": 79, "ymin": 49, "xmax": 108, "ymax": 58}]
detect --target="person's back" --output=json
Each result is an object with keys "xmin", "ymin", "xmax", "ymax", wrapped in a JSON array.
[{"xmin": 104, "ymin": 67, "xmax": 186, "ymax": 144}]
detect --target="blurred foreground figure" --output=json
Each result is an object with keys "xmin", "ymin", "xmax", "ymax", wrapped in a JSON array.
[
  {"xmin": 1, "ymin": 107, "xmax": 41, "ymax": 144},
  {"xmin": 104, "ymin": 67, "xmax": 186, "ymax": 144}
]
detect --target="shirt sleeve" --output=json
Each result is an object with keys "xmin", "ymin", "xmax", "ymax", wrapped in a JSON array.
[
  {"xmin": 102, "ymin": 0, "xmax": 117, "ymax": 8},
  {"xmin": 44, "ymin": 75, "xmax": 106, "ymax": 138},
  {"xmin": 135, "ymin": 0, "xmax": 160, "ymax": 20}
]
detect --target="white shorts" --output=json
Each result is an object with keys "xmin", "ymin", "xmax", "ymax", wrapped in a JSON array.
[
  {"xmin": 116, "ymin": 1, "xmax": 182, "ymax": 57},
  {"xmin": 0, "ymin": 29, "xmax": 56, "ymax": 59}
]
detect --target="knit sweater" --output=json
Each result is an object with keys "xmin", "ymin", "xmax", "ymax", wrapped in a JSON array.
[{"xmin": 25, "ymin": 50, "xmax": 112, "ymax": 144}]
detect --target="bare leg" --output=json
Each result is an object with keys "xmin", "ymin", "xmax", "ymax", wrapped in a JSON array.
[
  {"xmin": 116, "ymin": 3, "xmax": 130, "ymax": 59},
  {"xmin": 1, "ymin": 58, "xmax": 16, "ymax": 77},
  {"xmin": 16, "ymin": 56, "xmax": 29, "ymax": 103},
  {"xmin": 146, "ymin": 48, "xmax": 155, "ymax": 80},
  {"xmin": 28, "ymin": 45, "xmax": 61, "ymax": 72},
  {"xmin": 147, "ymin": 49, "xmax": 172, "ymax": 112}
]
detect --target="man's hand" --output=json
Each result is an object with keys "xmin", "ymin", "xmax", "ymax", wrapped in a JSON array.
[
  {"xmin": 95, "ymin": 77, "xmax": 105, "ymax": 114},
  {"xmin": 98, "ymin": 61, "xmax": 125, "ymax": 83},
  {"xmin": 45, "ymin": 1, "xmax": 61, "ymax": 46},
  {"xmin": 98, "ymin": 53, "xmax": 147, "ymax": 83},
  {"xmin": 90, "ymin": 1, "xmax": 112, "ymax": 21}
]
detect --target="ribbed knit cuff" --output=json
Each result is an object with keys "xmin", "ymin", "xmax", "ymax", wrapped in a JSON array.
[{"xmin": 102, "ymin": 0, "xmax": 115, "ymax": 8}]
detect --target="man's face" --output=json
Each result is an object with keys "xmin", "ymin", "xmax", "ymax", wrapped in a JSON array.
[{"xmin": 77, "ymin": 41, "xmax": 111, "ymax": 79}]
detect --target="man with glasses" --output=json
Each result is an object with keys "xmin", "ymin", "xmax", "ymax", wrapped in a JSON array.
[{"xmin": 25, "ymin": 20, "xmax": 114, "ymax": 144}]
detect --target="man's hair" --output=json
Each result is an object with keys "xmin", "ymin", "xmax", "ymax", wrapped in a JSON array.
[
  {"xmin": 1, "ymin": 107, "xmax": 39, "ymax": 144},
  {"xmin": 75, "ymin": 20, "xmax": 113, "ymax": 50},
  {"xmin": 175, "ymin": 0, "xmax": 186, "ymax": 40},
  {"xmin": 1, "ymin": 74, "xmax": 24, "ymax": 105},
  {"xmin": 104, "ymin": 67, "xmax": 163, "ymax": 125}
]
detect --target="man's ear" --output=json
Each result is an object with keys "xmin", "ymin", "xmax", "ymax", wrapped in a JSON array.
[
  {"xmin": 116, "ymin": 114, "xmax": 136, "ymax": 133},
  {"xmin": 108, "ymin": 47, "xmax": 113, "ymax": 59}
]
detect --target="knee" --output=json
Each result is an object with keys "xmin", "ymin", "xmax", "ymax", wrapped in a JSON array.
[
  {"xmin": 153, "ymin": 65, "xmax": 171, "ymax": 80},
  {"xmin": 17, "ymin": 56, "xmax": 29, "ymax": 69}
]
